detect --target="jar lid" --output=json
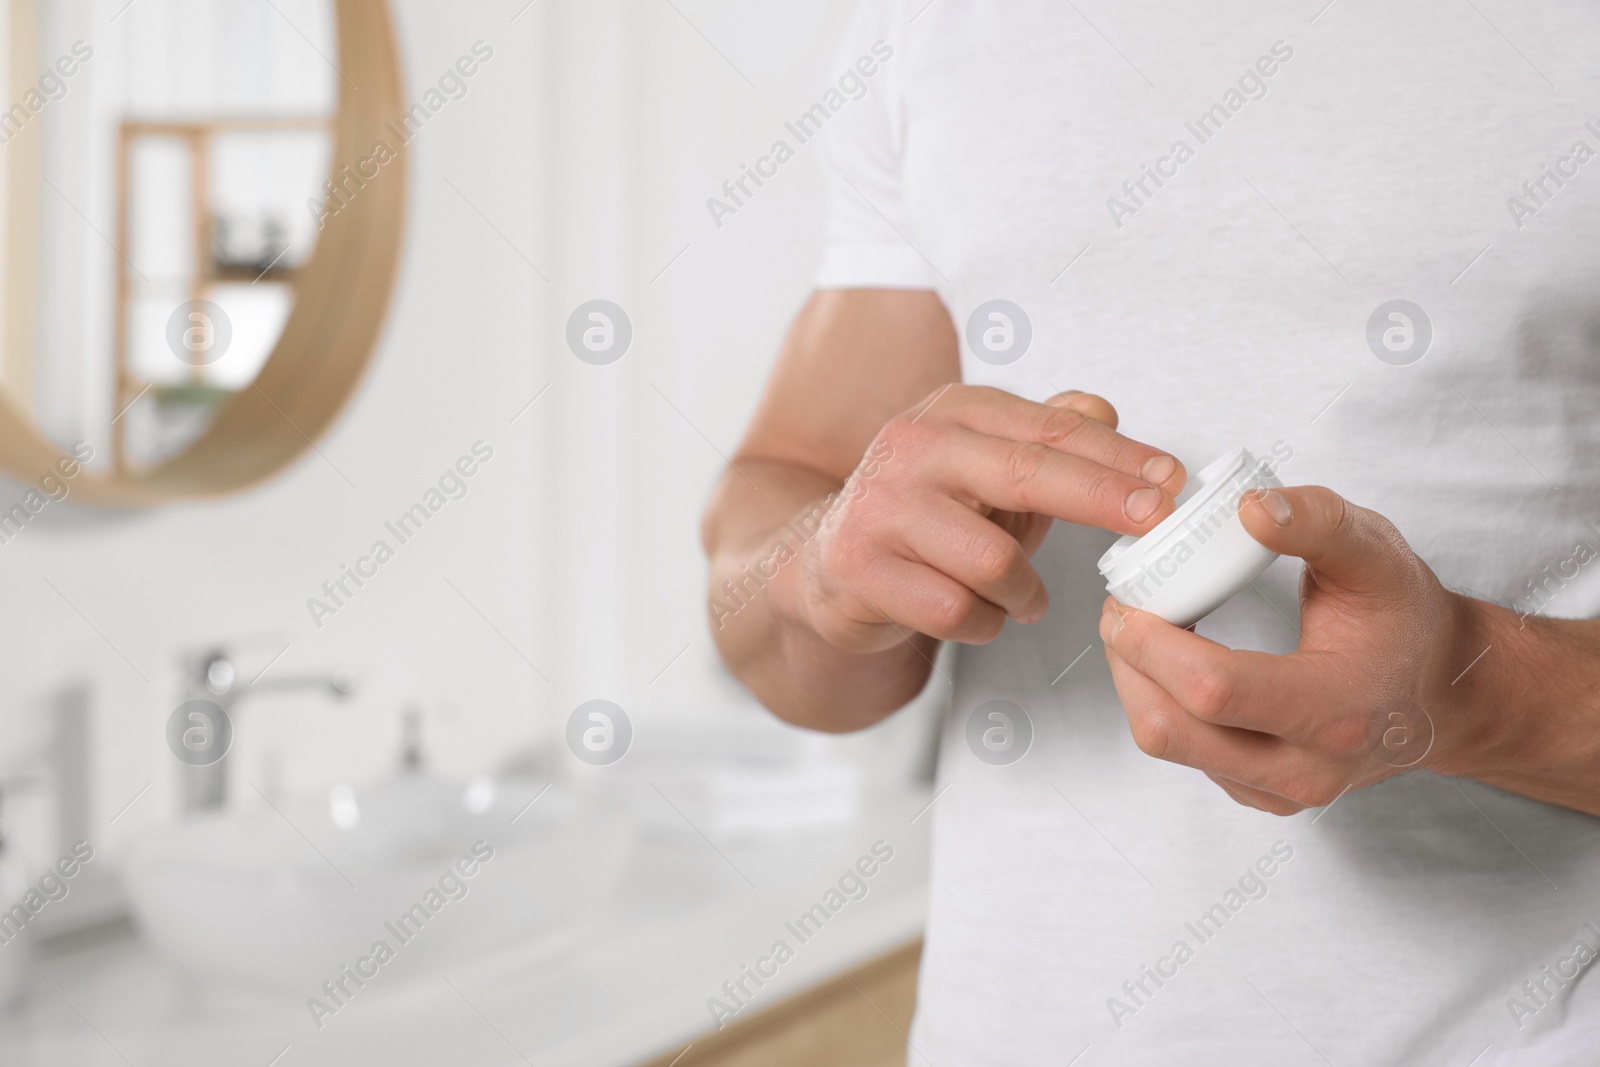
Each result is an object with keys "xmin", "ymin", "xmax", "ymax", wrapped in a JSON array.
[{"xmin": 1097, "ymin": 447, "xmax": 1266, "ymax": 586}]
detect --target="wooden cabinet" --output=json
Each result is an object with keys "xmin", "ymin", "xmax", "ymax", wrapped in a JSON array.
[{"xmin": 638, "ymin": 939, "xmax": 922, "ymax": 1067}]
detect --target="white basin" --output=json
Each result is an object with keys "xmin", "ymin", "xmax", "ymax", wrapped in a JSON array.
[{"xmin": 121, "ymin": 776, "xmax": 634, "ymax": 990}]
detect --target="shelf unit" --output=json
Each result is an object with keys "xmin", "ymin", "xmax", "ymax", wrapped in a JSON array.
[{"xmin": 111, "ymin": 116, "xmax": 330, "ymax": 473}]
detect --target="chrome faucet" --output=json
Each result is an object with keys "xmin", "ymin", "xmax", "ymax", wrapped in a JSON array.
[{"xmin": 180, "ymin": 647, "xmax": 357, "ymax": 813}]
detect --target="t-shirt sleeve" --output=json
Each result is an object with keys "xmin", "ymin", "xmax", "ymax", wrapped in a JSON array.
[{"xmin": 813, "ymin": 0, "xmax": 937, "ymax": 291}]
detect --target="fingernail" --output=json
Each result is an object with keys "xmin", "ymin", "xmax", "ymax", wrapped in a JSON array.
[
  {"xmin": 1063, "ymin": 389, "xmax": 1083, "ymax": 396},
  {"xmin": 1099, "ymin": 605, "xmax": 1124, "ymax": 644},
  {"xmin": 1257, "ymin": 489, "xmax": 1293, "ymax": 526},
  {"xmin": 1141, "ymin": 454, "xmax": 1177, "ymax": 486},
  {"xmin": 1124, "ymin": 486, "xmax": 1163, "ymax": 523}
]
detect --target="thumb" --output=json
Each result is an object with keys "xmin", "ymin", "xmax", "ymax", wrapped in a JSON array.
[{"xmin": 1238, "ymin": 485, "xmax": 1416, "ymax": 598}]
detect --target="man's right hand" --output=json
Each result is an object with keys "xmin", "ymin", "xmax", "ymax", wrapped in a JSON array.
[
  {"xmin": 703, "ymin": 289, "xmax": 1184, "ymax": 730},
  {"xmin": 786, "ymin": 385, "xmax": 1187, "ymax": 655}
]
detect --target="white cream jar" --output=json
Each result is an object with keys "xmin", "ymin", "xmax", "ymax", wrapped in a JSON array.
[{"xmin": 1097, "ymin": 447, "xmax": 1284, "ymax": 627}]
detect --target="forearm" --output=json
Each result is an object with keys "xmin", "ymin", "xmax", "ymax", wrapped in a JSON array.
[
  {"xmin": 702, "ymin": 459, "xmax": 935, "ymax": 732},
  {"xmin": 1437, "ymin": 595, "xmax": 1600, "ymax": 816}
]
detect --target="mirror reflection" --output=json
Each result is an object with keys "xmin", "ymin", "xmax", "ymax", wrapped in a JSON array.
[{"xmin": 2, "ymin": 0, "xmax": 335, "ymax": 471}]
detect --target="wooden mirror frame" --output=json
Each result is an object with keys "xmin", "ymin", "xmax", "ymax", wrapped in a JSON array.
[{"xmin": 0, "ymin": 0, "xmax": 408, "ymax": 506}]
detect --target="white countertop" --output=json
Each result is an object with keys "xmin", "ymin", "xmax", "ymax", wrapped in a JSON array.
[{"xmin": 0, "ymin": 788, "xmax": 931, "ymax": 1067}]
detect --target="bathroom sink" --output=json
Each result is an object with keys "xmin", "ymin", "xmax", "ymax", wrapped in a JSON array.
[{"xmin": 121, "ymin": 776, "xmax": 634, "ymax": 990}]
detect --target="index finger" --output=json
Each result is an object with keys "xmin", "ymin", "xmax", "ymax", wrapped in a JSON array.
[
  {"xmin": 1099, "ymin": 599, "xmax": 1336, "ymax": 739},
  {"xmin": 938, "ymin": 386, "xmax": 1187, "ymax": 496},
  {"xmin": 940, "ymin": 430, "xmax": 1182, "ymax": 535}
]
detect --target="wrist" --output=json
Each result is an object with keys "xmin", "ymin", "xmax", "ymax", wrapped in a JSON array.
[
  {"xmin": 765, "ymin": 497, "xmax": 839, "ymax": 637},
  {"xmin": 1427, "ymin": 593, "xmax": 1572, "ymax": 782}
]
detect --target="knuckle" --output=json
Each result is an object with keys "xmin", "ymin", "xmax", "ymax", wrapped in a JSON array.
[
  {"xmin": 1089, "ymin": 469, "xmax": 1138, "ymax": 520},
  {"xmin": 1323, "ymin": 488, "xmax": 1356, "ymax": 536},
  {"xmin": 903, "ymin": 384, "xmax": 966, "ymax": 427},
  {"xmin": 874, "ymin": 417, "xmax": 920, "ymax": 459},
  {"xmin": 1326, "ymin": 490, "xmax": 1416, "ymax": 568},
  {"xmin": 971, "ymin": 536, "xmax": 1024, "ymax": 587},
  {"xmin": 819, "ymin": 531, "xmax": 876, "ymax": 588},
  {"xmin": 947, "ymin": 383, "xmax": 989, "ymax": 407},
  {"xmin": 1034, "ymin": 406, "xmax": 1090, "ymax": 448},
  {"xmin": 1002, "ymin": 441, "xmax": 1051, "ymax": 499},
  {"xmin": 1128, "ymin": 710, "xmax": 1174, "ymax": 761},
  {"xmin": 930, "ymin": 592, "xmax": 979, "ymax": 638},
  {"xmin": 1368, "ymin": 514, "xmax": 1422, "ymax": 578},
  {"xmin": 818, "ymin": 526, "xmax": 860, "ymax": 571},
  {"xmin": 880, "ymin": 418, "xmax": 946, "ymax": 475},
  {"xmin": 1183, "ymin": 667, "xmax": 1236, "ymax": 721},
  {"xmin": 805, "ymin": 581, "xmax": 876, "ymax": 649},
  {"xmin": 811, "ymin": 610, "xmax": 861, "ymax": 650}
]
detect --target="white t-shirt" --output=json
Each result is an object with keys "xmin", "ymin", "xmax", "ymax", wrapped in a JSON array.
[{"xmin": 814, "ymin": 2, "xmax": 1600, "ymax": 1064}]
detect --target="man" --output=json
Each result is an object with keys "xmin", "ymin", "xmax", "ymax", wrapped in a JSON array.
[{"xmin": 702, "ymin": 2, "xmax": 1600, "ymax": 1062}]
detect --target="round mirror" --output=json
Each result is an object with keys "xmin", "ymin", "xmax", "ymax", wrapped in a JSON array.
[{"xmin": 0, "ymin": 0, "xmax": 405, "ymax": 505}]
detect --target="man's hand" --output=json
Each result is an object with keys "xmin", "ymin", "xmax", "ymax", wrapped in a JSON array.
[
  {"xmin": 786, "ymin": 385, "xmax": 1188, "ymax": 655},
  {"xmin": 705, "ymin": 289, "xmax": 1193, "ymax": 733},
  {"xmin": 1100, "ymin": 485, "xmax": 1491, "ymax": 815}
]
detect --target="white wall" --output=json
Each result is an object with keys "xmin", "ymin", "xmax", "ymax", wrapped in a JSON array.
[
  {"xmin": 0, "ymin": 0, "xmax": 937, "ymax": 869},
  {"xmin": 542, "ymin": 0, "xmax": 941, "ymax": 779}
]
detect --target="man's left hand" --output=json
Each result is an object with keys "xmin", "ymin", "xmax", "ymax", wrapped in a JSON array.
[{"xmin": 1100, "ymin": 485, "xmax": 1494, "ymax": 815}]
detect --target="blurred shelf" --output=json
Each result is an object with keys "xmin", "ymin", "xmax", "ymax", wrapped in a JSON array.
[
  {"xmin": 150, "ymin": 382, "xmax": 237, "ymax": 408},
  {"xmin": 210, "ymin": 261, "xmax": 299, "ymax": 284}
]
